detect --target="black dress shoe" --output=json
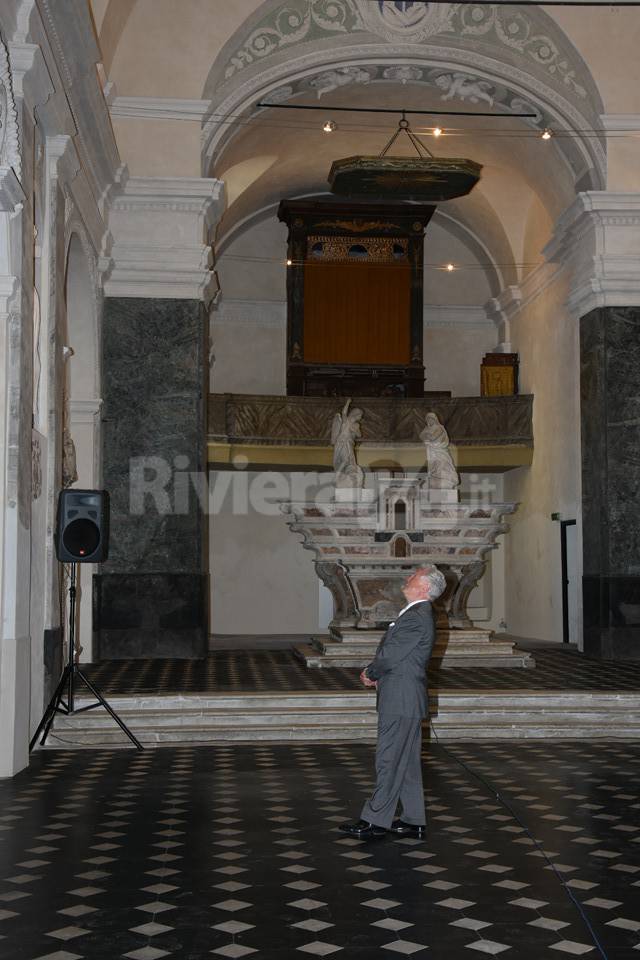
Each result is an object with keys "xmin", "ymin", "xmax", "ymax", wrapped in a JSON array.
[
  {"xmin": 339, "ymin": 819, "xmax": 386, "ymax": 840},
  {"xmin": 389, "ymin": 819, "xmax": 427, "ymax": 839}
]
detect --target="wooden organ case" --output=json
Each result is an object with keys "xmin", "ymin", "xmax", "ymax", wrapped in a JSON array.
[{"xmin": 278, "ymin": 199, "xmax": 435, "ymax": 397}]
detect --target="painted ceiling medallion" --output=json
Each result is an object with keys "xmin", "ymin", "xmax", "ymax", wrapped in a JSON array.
[
  {"xmin": 328, "ymin": 115, "xmax": 482, "ymax": 202},
  {"xmin": 357, "ymin": 0, "xmax": 456, "ymax": 43}
]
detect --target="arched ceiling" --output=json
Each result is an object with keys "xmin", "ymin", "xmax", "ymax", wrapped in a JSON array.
[
  {"xmin": 88, "ymin": 0, "xmax": 639, "ymax": 291},
  {"xmin": 213, "ymin": 80, "xmax": 577, "ymax": 286}
]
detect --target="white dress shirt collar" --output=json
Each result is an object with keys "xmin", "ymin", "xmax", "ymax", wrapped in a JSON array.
[{"xmin": 390, "ymin": 598, "xmax": 429, "ymax": 626}]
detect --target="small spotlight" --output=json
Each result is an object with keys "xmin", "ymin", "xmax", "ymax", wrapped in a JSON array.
[
  {"xmin": 446, "ymin": 263, "xmax": 455, "ymax": 272},
  {"xmin": 433, "ymin": 126, "xmax": 443, "ymax": 138},
  {"xmin": 286, "ymin": 258, "xmax": 292, "ymax": 266},
  {"xmin": 541, "ymin": 128, "xmax": 553, "ymax": 140},
  {"xmin": 323, "ymin": 120, "xmax": 337, "ymax": 133}
]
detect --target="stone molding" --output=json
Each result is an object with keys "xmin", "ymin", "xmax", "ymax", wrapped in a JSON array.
[
  {"xmin": 425, "ymin": 305, "xmax": 492, "ymax": 329},
  {"xmin": 69, "ymin": 398, "xmax": 102, "ymax": 424},
  {"xmin": 213, "ymin": 298, "xmax": 493, "ymax": 330},
  {"xmin": 103, "ymin": 175, "xmax": 226, "ymax": 302},
  {"xmin": 110, "ymin": 96, "xmax": 211, "ymax": 123},
  {"xmin": 544, "ymin": 192, "xmax": 640, "ymax": 316},
  {"xmin": 600, "ymin": 114, "xmax": 640, "ymax": 132}
]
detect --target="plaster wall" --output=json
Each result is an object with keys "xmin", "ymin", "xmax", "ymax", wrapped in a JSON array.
[
  {"xmin": 111, "ymin": 117, "xmax": 202, "ymax": 178},
  {"xmin": 211, "ymin": 313, "xmax": 286, "ymax": 395},
  {"xmin": 424, "ymin": 324, "xmax": 497, "ymax": 397},
  {"xmin": 548, "ymin": 9, "xmax": 640, "ymax": 112},
  {"xmin": 503, "ymin": 270, "xmax": 582, "ymax": 645},
  {"xmin": 209, "ymin": 471, "xmax": 326, "ymax": 635}
]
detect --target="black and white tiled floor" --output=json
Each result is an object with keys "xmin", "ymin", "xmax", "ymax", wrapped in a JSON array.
[
  {"xmin": 1, "ymin": 741, "xmax": 640, "ymax": 959},
  {"xmin": 79, "ymin": 647, "xmax": 640, "ymax": 697}
]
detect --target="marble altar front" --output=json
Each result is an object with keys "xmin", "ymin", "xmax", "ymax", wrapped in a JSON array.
[{"xmin": 282, "ymin": 477, "xmax": 534, "ymax": 669}]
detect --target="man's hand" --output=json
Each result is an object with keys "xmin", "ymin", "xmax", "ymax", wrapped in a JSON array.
[{"xmin": 360, "ymin": 669, "xmax": 377, "ymax": 688}]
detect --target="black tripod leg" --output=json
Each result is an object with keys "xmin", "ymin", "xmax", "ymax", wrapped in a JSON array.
[
  {"xmin": 30, "ymin": 666, "xmax": 72, "ymax": 751},
  {"xmin": 76, "ymin": 670, "xmax": 144, "ymax": 750}
]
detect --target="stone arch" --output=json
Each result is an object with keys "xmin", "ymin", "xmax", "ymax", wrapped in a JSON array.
[{"xmin": 202, "ymin": 0, "xmax": 605, "ymax": 190}]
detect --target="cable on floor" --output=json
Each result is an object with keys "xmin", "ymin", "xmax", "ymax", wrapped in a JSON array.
[{"xmin": 428, "ymin": 724, "xmax": 610, "ymax": 960}]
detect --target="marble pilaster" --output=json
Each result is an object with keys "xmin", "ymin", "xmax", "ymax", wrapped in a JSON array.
[
  {"xmin": 581, "ymin": 306, "xmax": 640, "ymax": 659},
  {"xmin": 94, "ymin": 297, "xmax": 208, "ymax": 658}
]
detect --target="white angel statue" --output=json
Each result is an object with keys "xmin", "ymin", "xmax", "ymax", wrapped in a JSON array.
[
  {"xmin": 420, "ymin": 412, "xmax": 459, "ymax": 489},
  {"xmin": 331, "ymin": 399, "xmax": 364, "ymax": 489}
]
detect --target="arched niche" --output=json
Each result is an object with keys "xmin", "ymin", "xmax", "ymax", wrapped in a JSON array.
[
  {"xmin": 63, "ymin": 229, "xmax": 102, "ymax": 662},
  {"xmin": 64, "ymin": 232, "xmax": 99, "ymax": 404}
]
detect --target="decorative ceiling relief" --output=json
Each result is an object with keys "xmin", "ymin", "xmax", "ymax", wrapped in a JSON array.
[
  {"xmin": 265, "ymin": 64, "xmax": 545, "ymax": 125},
  {"xmin": 309, "ymin": 65, "xmax": 373, "ymax": 98},
  {"xmin": 0, "ymin": 35, "xmax": 21, "ymax": 178},
  {"xmin": 222, "ymin": 1, "xmax": 590, "ymax": 104},
  {"xmin": 357, "ymin": 1, "xmax": 457, "ymax": 43},
  {"xmin": 456, "ymin": 4, "xmax": 587, "ymax": 100},
  {"xmin": 225, "ymin": 0, "xmax": 365, "ymax": 79}
]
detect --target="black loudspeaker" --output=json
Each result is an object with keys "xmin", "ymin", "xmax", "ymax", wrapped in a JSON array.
[{"xmin": 55, "ymin": 489, "xmax": 109, "ymax": 563}]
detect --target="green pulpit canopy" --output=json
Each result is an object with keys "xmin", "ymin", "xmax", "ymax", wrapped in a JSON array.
[
  {"xmin": 328, "ymin": 115, "xmax": 482, "ymax": 203},
  {"xmin": 328, "ymin": 155, "xmax": 482, "ymax": 203}
]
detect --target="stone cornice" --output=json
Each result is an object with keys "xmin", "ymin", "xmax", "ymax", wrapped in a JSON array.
[
  {"xmin": 110, "ymin": 96, "xmax": 211, "ymax": 123},
  {"xmin": 104, "ymin": 175, "xmax": 226, "ymax": 302},
  {"xmin": 601, "ymin": 114, "xmax": 640, "ymax": 132},
  {"xmin": 7, "ymin": 41, "xmax": 54, "ymax": 112},
  {"xmin": 46, "ymin": 134, "xmax": 80, "ymax": 184},
  {"xmin": 544, "ymin": 192, "xmax": 640, "ymax": 316},
  {"xmin": 110, "ymin": 175, "xmax": 226, "ymax": 228},
  {"xmin": 212, "ymin": 298, "xmax": 493, "ymax": 329},
  {"xmin": 424, "ymin": 305, "xmax": 492, "ymax": 328},
  {"xmin": 69, "ymin": 398, "xmax": 102, "ymax": 423}
]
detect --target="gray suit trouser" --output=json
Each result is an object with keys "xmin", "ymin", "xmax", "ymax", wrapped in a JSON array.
[{"xmin": 360, "ymin": 715, "xmax": 425, "ymax": 829}]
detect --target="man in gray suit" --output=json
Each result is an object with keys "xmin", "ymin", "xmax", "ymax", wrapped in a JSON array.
[{"xmin": 340, "ymin": 565, "xmax": 446, "ymax": 841}]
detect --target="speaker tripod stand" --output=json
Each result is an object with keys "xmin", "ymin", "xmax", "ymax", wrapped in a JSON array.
[{"xmin": 30, "ymin": 562, "xmax": 143, "ymax": 751}]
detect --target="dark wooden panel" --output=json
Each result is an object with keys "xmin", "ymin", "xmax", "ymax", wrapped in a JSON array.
[{"xmin": 303, "ymin": 261, "xmax": 410, "ymax": 364}]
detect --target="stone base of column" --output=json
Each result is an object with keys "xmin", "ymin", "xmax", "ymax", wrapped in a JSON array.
[
  {"xmin": 583, "ymin": 575, "xmax": 640, "ymax": 660},
  {"xmin": 44, "ymin": 628, "xmax": 63, "ymax": 703},
  {"xmin": 93, "ymin": 574, "xmax": 208, "ymax": 659}
]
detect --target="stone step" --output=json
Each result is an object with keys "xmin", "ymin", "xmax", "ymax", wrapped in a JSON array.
[
  {"xmin": 313, "ymin": 640, "xmax": 521, "ymax": 657},
  {"xmin": 38, "ymin": 689, "xmax": 640, "ymax": 748},
  {"xmin": 297, "ymin": 642, "xmax": 534, "ymax": 669}
]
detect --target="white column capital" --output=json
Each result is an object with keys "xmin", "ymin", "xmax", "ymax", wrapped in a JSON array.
[
  {"xmin": 103, "ymin": 175, "xmax": 226, "ymax": 303},
  {"xmin": 544, "ymin": 191, "xmax": 640, "ymax": 316}
]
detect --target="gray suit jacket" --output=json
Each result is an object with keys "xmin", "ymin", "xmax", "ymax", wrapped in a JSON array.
[{"xmin": 364, "ymin": 601, "xmax": 435, "ymax": 719}]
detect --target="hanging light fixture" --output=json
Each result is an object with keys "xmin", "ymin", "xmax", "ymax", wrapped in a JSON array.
[
  {"xmin": 323, "ymin": 120, "xmax": 337, "ymax": 133},
  {"xmin": 328, "ymin": 112, "xmax": 482, "ymax": 202}
]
